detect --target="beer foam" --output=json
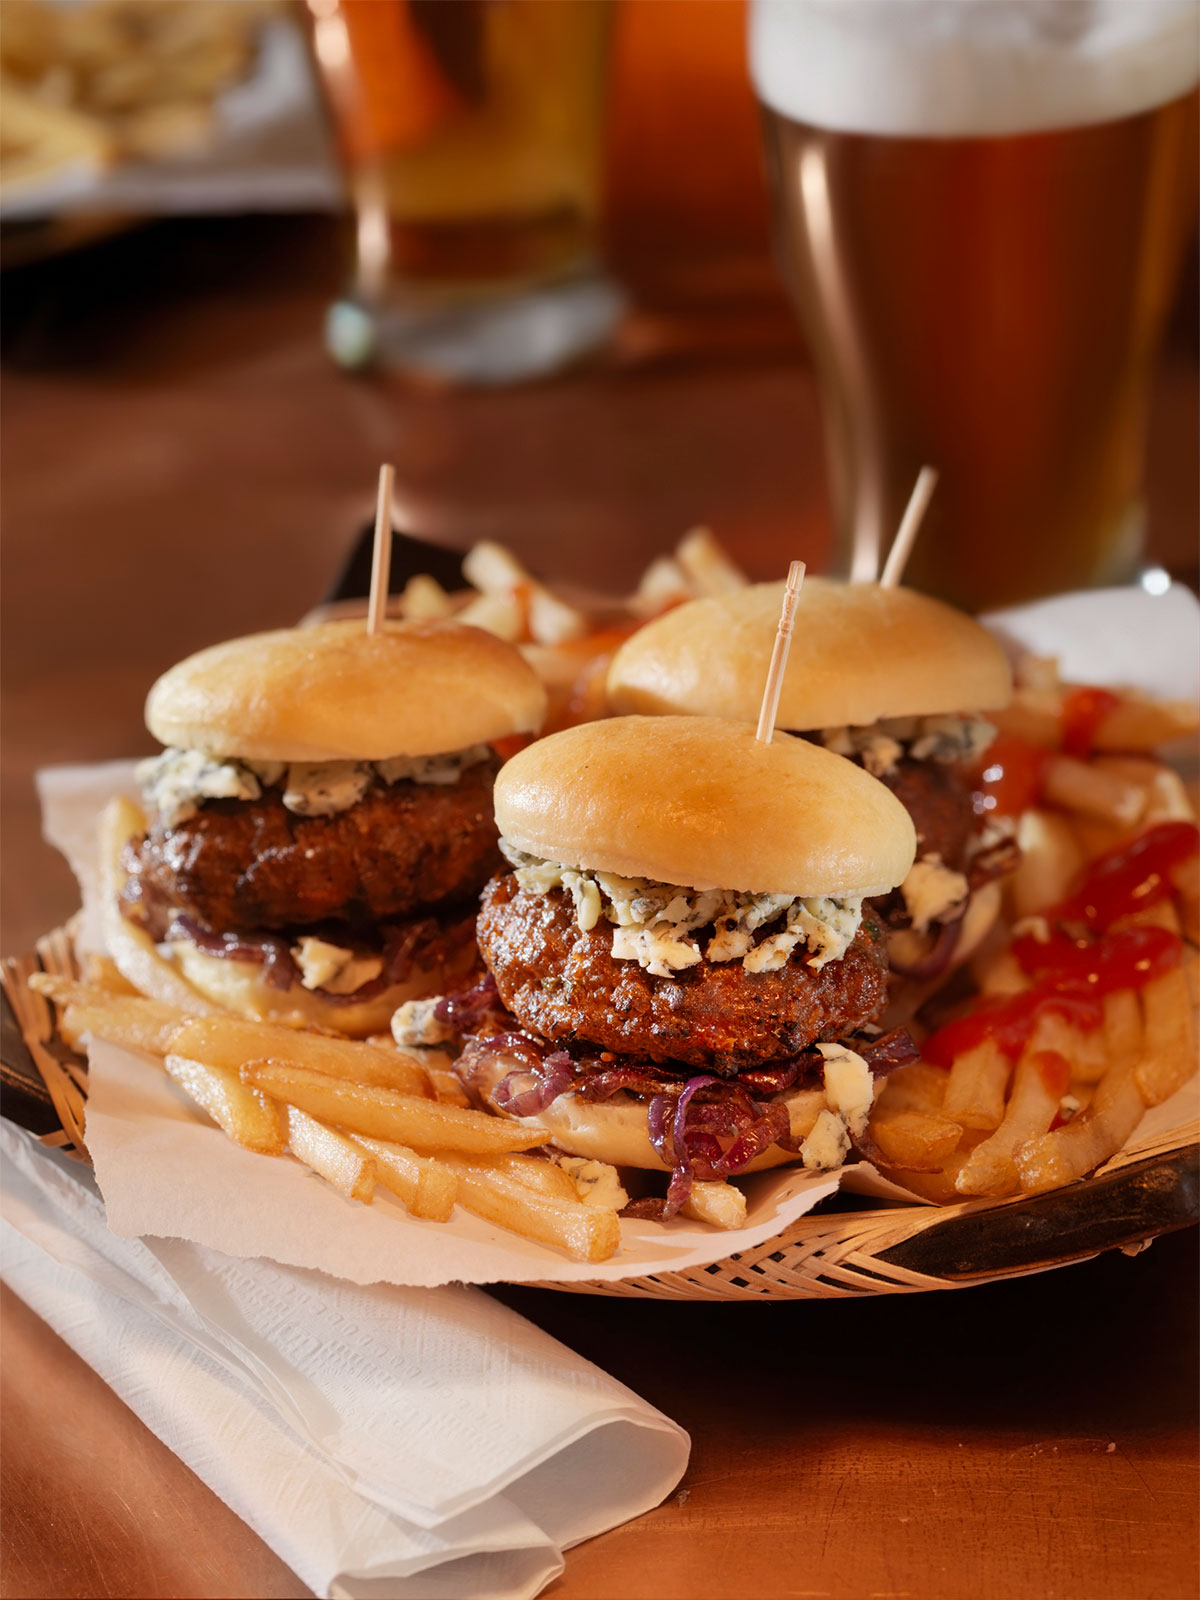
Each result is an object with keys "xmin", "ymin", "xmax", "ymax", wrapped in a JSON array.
[{"xmin": 750, "ymin": 0, "xmax": 1199, "ymax": 136}]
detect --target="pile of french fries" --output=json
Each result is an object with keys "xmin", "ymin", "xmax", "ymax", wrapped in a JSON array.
[
  {"xmin": 29, "ymin": 968, "xmax": 636, "ymax": 1262},
  {"xmin": 1, "ymin": 0, "xmax": 272, "ymax": 191},
  {"xmin": 868, "ymin": 659, "xmax": 1199, "ymax": 1203},
  {"xmin": 309, "ymin": 527, "xmax": 752, "ymax": 731}
]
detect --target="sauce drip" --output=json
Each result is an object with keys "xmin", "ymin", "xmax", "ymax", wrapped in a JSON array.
[
  {"xmin": 923, "ymin": 987, "xmax": 1102, "ymax": 1065},
  {"xmin": 1052, "ymin": 821, "xmax": 1198, "ymax": 929},
  {"xmin": 971, "ymin": 733, "xmax": 1050, "ymax": 817},
  {"xmin": 1012, "ymin": 924, "xmax": 1181, "ymax": 996},
  {"xmin": 1061, "ymin": 686, "xmax": 1119, "ymax": 758}
]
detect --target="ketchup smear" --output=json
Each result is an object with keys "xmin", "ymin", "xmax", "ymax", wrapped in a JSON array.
[
  {"xmin": 1060, "ymin": 686, "xmax": 1120, "ymax": 759},
  {"xmin": 1052, "ymin": 820, "xmax": 1198, "ymax": 929},
  {"xmin": 971, "ymin": 734, "xmax": 1051, "ymax": 817},
  {"xmin": 923, "ymin": 822, "xmax": 1196, "ymax": 1066}
]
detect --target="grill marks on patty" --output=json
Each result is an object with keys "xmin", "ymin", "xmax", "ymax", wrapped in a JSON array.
[
  {"xmin": 123, "ymin": 759, "xmax": 502, "ymax": 936},
  {"xmin": 476, "ymin": 873, "xmax": 890, "ymax": 1074}
]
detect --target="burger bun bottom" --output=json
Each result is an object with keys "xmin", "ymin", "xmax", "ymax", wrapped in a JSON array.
[
  {"xmin": 468, "ymin": 1050, "xmax": 836, "ymax": 1173},
  {"xmin": 172, "ymin": 940, "xmax": 477, "ymax": 1039}
]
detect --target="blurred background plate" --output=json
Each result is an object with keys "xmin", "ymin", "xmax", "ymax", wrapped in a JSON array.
[{"xmin": 0, "ymin": 6, "xmax": 339, "ymax": 232}]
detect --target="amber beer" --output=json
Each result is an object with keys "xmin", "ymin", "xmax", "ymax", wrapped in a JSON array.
[
  {"xmin": 751, "ymin": 2, "xmax": 1199, "ymax": 610},
  {"xmin": 308, "ymin": 0, "xmax": 612, "ymax": 297}
]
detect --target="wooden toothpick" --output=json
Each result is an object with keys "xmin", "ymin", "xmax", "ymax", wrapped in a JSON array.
[
  {"xmin": 367, "ymin": 463, "xmax": 395, "ymax": 635},
  {"xmin": 879, "ymin": 466, "xmax": 938, "ymax": 588},
  {"xmin": 756, "ymin": 560, "xmax": 806, "ymax": 744}
]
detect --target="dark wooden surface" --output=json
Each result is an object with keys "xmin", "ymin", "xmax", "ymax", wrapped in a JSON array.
[{"xmin": 2, "ymin": 214, "xmax": 1197, "ymax": 1600}]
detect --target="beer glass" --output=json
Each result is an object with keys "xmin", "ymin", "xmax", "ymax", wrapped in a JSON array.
[
  {"xmin": 306, "ymin": 0, "xmax": 619, "ymax": 382},
  {"xmin": 750, "ymin": 0, "xmax": 1199, "ymax": 609}
]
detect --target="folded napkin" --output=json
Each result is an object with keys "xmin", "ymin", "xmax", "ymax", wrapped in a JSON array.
[{"xmin": 1, "ymin": 1122, "xmax": 689, "ymax": 1600}]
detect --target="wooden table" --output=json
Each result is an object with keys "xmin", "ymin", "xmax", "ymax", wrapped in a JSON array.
[{"xmin": 2, "ymin": 216, "xmax": 1197, "ymax": 1600}]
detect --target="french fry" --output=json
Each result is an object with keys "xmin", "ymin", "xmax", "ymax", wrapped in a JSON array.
[
  {"xmin": 421, "ymin": 1057, "xmax": 472, "ymax": 1109},
  {"xmin": 886, "ymin": 1142, "xmax": 982, "ymax": 1204},
  {"xmin": 461, "ymin": 542, "xmax": 587, "ymax": 645},
  {"xmin": 1102, "ymin": 989, "xmax": 1142, "ymax": 1073},
  {"xmin": 629, "ymin": 555, "xmax": 692, "ymax": 618},
  {"xmin": 1019, "ymin": 1005, "xmax": 1109, "ymax": 1084},
  {"xmin": 1092, "ymin": 696, "xmax": 1200, "ymax": 753},
  {"xmin": 286, "ymin": 1105, "xmax": 375, "ymax": 1204},
  {"xmin": 870, "ymin": 1111, "xmax": 964, "ymax": 1172},
  {"xmin": 350, "ymin": 1135, "xmax": 458, "ymax": 1221},
  {"xmin": 474, "ymin": 1152, "xmax": 580, "ymax": 1200},
  {"xmin": 989, "ymin": 693, "xmax": 1064, "ymax": 749},
  {"xmin": 441, "ymin": 1156, "xmax": 621, "ymax": 1262},
  {"xmin": 955, "ymin": 1049, "xmax": 1068, "ymax": 1197},
  {"xmin": 456, "ymin": 590, "xmax": 525, "ymax": 642},
  {"xmin": 28, "ymin": 973, "xmax": 188, "ymax": 1055},
  {"xmin": 872, "ymin": 1061, "xmax": 948, "ymax": 1117},
  {"xmin": 1011, "ymin": 809, "xmax": 1085, "ymax": 918},
  {"xmin": 1014, "ymin": 1057, "xmax": 1145, "ymax": 1194},
  {"xmin": 79, "ymin": 954, "xmax": 140, "ymax": 996},
  {"xmin": 1042, "ymin": 754, "xmax": 1147, "ymax": 827},
  {"xmin": 461, "ymin": 540, "xmax": 530, "ymax": 594},
  {"xmin": 398, "ymin": 573, "xmax": 453, "ymax": 619},
  {"xmin": 169, "ymin": 1017, "xmax": 430, "ymax": 1095},
  {"xmin": 526, "ymin": 586, "xmax": 587, "ymax": 647},
  {"xmin": 1068, "ymin": 814, "xmax": 1133, "ymax": 861},
  {"xmin": 239, "ymin": 1062, "xmax": 544, "ymax": 1154},
  {"xmin": 941, "ymin": 1039, "xmax": 1011, "ymax": 1130},
  {"xmin": 98, "ymin": 797, "xmax": 221, "ymax": 1015},
  {"xmin": 680, "ymin": 1180, "xmax": 747, "ymax": 1230},
  {"xmin": 970, "ymin": 942, "xmax": 1031, "ymax": 997},
  {"xmin": 165, "ymin": 1053, "xmax": 286, "ymax": 1155},
  {"xmin": 61, "ymin": 996, "xmax": 187, "ymax": 1057},
  {"xmin": 1089, "ymin": 757, "xmax": 1196, "ymax": 824},
  {"xmin": 1134, "ymin": 968, "xmax": 1196, "ymax": 1106},
  {"xmin": 674, "ymin": 527, "xmax": 748, "ymax": 596}
]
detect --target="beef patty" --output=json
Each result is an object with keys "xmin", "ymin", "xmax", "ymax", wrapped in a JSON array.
[
  {"xmin": 476, "ymin": 873, "xmax": 890, "ymax": 1074},
  {"xmin": 880, "ymin": 758, "xmax": 975, "ymax": 873},
  {"xmin": 123, "ymin": 761, "xmax": 501, "ymax": 934}
]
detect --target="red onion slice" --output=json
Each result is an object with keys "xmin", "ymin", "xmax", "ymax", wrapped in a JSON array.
[{"xmin": 491, "ymin": 1051, "xmax": 574, "ymax": 1117}]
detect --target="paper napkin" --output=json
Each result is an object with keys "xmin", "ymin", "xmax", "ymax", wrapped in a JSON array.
[{"xmin": 1, "ymin": 1122, "xmax": 688, "ymax": 1600}]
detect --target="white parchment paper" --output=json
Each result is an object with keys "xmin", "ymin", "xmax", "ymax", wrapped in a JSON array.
[{"xmin": 35, "ymin": 584, "xmax": 1200, "ymax": 1288}]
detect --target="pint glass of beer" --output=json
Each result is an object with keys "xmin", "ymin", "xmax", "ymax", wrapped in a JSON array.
[
  {"xmin": 750, "ymin": 0, "xmax": 1199, "ymax": 609},
  {"xmin": 306, "ymin": 0, "xmax": 618, "ymax": 382}
]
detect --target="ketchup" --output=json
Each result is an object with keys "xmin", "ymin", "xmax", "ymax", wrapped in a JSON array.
[
  {"xmin": 1012, "ymin": 924, "xmax": 1182, "ymax": 996},
  {"xmin": 1052, "ymin": 821, "xmax": 1199, "ymax": 929},
  {"xmin": 923, "ymin": 988, "xmax": 1101, "ymax": 1065},
  {"xmin": 923, "ymin": 827, "xmax": 1193, "ymax": 1068},
  {"xmin": 1061, "ymin": 686, "xmax": 1120, "ymax": 758},
  {"xmin": 970, "ymin": 734, "xmax": 1051, "ymax": 817}
]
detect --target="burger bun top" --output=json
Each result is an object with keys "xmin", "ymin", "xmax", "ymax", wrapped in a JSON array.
[
  {"xmin": 494, "ymin": 715, "xmax": 916, "ymax": 898},
  {"xmin": 146, "ymin": 619, "xmax": 548, "ymax": 761},
  {"xmin": 607, "ymin": 580, "xmax": 1012, "ymax": 729}
]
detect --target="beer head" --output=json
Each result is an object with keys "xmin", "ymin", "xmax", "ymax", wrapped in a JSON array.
[{"xmin": 749, "ymin": 0, "xmax": 1199, "ymax": 136}]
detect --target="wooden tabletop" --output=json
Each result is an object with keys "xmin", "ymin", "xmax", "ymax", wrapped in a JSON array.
[{"xmin": 2, "ymin": 215, "xmax": 1197, "ymax": 1600}]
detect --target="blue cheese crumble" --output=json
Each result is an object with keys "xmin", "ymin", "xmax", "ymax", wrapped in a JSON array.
[
  {"xmin": 500, "ymin": 842, "xmax": 864, "ymax": 980},
  {"xmin": 138, "ymin": 743, "xmax": 492, "ymax": 827},
  {"xmin": 819, "ymin": 714, "xmax": 995, "ymax": 777}
]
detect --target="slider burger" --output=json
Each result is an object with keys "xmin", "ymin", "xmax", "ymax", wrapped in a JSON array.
[
  {"xmin": 606, "ymin": 581, "xmax": 1016, "ymax": 985},
  {"xmin": 413, "ymin": 716, "xmax": 918, "ymax": 1212},
  {"xmin": 113, "ymin": 619, "xmax": 547, "ymax": 1035}
]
